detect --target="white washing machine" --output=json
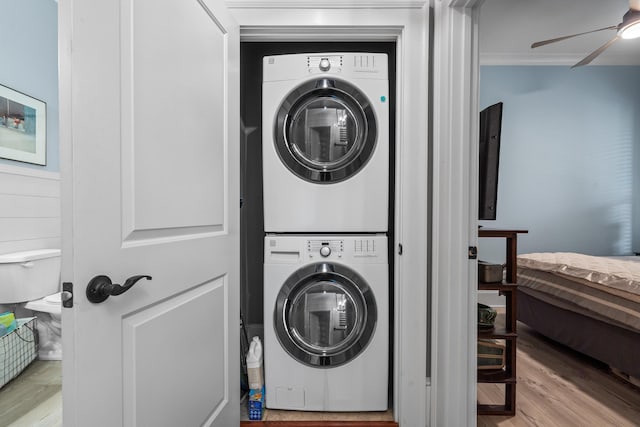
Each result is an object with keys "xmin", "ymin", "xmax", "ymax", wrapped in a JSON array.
[
  {"xmin": 263, "ymin": 52, "xmax": 389, "ymax": 233},
  {"xmin": 263, "ymin": 234, "xmax": 388, "ymax": 411}
]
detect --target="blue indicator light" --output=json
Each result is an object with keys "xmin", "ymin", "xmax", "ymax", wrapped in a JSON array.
[{"xmin": 380, "ymin": 96, "xmax": 387, "ymax": 103}]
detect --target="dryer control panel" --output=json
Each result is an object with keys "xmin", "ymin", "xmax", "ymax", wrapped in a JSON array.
[
  {"xmin": 264, "ymin": 52, "xmax": 388, "ymax": 82},
  {"xmin": 307, "ymin": 55, "xmax": 343, "ymax": 74}
]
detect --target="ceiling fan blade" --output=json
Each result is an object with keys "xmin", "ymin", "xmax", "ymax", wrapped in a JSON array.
[
  {"xmin": 531, "ymin": 26, "xmax": 618, "ymax": 49},
  {"xmin": 571, "ymin": 36, "xmax": 620, "ymax": 68}
]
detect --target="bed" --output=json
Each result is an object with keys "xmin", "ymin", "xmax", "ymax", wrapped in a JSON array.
[{"xmin": 516, "ymin": 252, "xmax": 640, "ymax": 380}]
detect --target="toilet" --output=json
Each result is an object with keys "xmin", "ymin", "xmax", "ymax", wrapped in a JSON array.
[
  {"xmin": 0, "ymin": 249, "xmax": 62, "ymax": 360},
  {"xmin": 24, "ymin": 292, "xmax": 62, "ymax": 360}
]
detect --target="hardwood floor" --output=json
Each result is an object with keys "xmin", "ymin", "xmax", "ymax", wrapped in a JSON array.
[
  {"xmin": 0, "ymin": 360, "xmax": 62, "ymax": 427},
  {"xmin": 478, "ymin": 321, "xmax": 640, "ymax": 426}
]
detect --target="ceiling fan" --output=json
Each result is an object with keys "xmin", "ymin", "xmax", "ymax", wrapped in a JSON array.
[{"xmin": 531, "ymin": 0, "xmax": 640, "ymax": 68}]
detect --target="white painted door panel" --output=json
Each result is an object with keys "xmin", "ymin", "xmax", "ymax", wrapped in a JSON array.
[{"xmin": 61, "ymin": 0, "xmax": 239, "ymax": 425}]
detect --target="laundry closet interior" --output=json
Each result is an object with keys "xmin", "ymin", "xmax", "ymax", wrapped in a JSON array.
[{"xmin": 240, "ymin": 41, "xmax": 397, "ymax": 418}]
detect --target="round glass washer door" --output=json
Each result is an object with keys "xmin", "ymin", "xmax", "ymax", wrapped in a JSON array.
[
  {"xmin": 274, "ymin": 78, "xmax": 378, "ymax": 183},
  {"xmin": 274, "ymin": 262, "xmax": 377, "ymax": 368}
]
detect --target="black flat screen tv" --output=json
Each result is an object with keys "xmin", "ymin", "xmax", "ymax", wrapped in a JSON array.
[{"xmin": 478, "ymin": 102, "xmax": 503, "ymax": 220}]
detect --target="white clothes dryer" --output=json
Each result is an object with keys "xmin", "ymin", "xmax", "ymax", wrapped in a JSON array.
[
  {"xmin": 262, "ymin": 53, "xmax": 389, "ymax": 233},
  {"xmin": 263, "ymin": 234, "xmax": 389, "ymax": 411}
]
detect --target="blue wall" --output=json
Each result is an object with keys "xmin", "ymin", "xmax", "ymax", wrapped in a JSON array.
[
  {"xmin": 0, "ymin": 0, "xmax": 58, "ymax": 171},
  {"xmin": 479, "ymin": 66, "xmax": 640, "ymax": 261}
]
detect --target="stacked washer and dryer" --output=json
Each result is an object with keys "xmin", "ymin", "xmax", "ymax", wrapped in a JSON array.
[{"xmin": 262, "ymin": 52, "xmax": 390, "ymax": 412}]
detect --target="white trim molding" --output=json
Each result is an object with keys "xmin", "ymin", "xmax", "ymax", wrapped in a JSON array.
[
  {"xmin": 480, "ymin": 51, "xmax": 640, "ymax": 66},
  {"xmin": 431, "ymin": 0, "xmax": 481, "ymax": 425},
  {"xmin": 240, "ymin": 25, "xmax": 402, "ymax": 41}
]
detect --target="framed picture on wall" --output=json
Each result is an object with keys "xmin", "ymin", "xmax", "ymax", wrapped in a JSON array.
[{"xmin": 0, "ymin": 84, "xmax": 46, "ymax": 165}]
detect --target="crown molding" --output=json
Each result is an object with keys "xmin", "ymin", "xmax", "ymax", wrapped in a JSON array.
[{"xmin": 480, "ymin": 52, "xmax": 640, "ymax": 66}]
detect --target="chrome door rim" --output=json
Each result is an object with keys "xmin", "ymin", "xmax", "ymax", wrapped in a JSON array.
[
  {"xmin": 273, "ymin": 78, "xmax": 378, "ymax": 184},
  {"xmin": 273, "ymin": 262, "xmax": 378, "ymax": 368}
]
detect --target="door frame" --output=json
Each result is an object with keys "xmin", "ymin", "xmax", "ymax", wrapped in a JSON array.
[
  {"xmin": 231, "ymin": 4, "xmax": 431, "ymax": 426},
  {"xmin": 431, "ymin": 1, "xmax": 483, "ymax": 426}
]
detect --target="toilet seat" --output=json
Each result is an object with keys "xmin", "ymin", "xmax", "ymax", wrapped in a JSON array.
[
  {"xmin": 44, "ymin": 293, "xmax": 60, "ymax": 304},
  {"xmin": 24, "ymin": 292, "xmax": 62, "ymax": 314}
]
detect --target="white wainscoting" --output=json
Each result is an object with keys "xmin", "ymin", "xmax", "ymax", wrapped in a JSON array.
[{"xmin": 0, "ymin": 164, "xmax": 61, "ymax": 254}]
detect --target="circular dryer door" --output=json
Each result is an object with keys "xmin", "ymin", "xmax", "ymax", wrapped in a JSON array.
[
  {"xmin": 274, "ymin": 78, "xmax": 377, "ymax": 183},
  {"xmin": 274, "ymin": 262, "xmax": 377, "ymax": 368}
]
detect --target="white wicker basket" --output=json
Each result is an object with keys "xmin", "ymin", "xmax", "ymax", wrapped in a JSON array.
[{"xmin": 0, "ymin": 317, "xmax": 38, "ymax": 388}]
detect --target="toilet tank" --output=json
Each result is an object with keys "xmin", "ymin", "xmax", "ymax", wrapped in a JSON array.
[{"xmin": 0, "ymin": 249, "xmax": 61, "ymax": 303}]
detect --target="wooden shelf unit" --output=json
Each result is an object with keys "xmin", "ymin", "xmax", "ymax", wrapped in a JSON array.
[{"xmin": 477, "ymin": 228, "xmax": 527, "ymax": 416}]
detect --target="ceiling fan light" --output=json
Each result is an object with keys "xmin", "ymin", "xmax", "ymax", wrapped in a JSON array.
[
  {"xmin": 618, "ymin": 10, "xmax": 640, "ymax": 39},
  {"xmin": 619, "ymin": 21, "xmax": 640, "ymax": 39}
]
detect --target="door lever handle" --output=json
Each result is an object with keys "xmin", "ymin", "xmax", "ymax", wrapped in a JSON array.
[{"xmin": 86, "ymin": 275, "xmax": 152, "ymax": 304}]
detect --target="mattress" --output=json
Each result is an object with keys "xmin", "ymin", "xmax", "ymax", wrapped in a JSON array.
[{"xmin": 517, "ymin": 252, "xmax": 640, "ymax": 332}]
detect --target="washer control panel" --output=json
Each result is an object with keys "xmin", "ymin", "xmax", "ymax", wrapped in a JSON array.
[
  {"xmin": 308, "ymin": 239, "xmax": 343, "ymax": 259},
  {"xmin": 307, "ymin": 237, "xmax": 381, "ymax": 259},
  {"xmin": 266, "ymin": 235, "xmax": 387, "ymax": 264}
]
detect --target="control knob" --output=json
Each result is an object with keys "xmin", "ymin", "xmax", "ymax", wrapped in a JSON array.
[
  {"xmin": 319, "ymin": 58, "xmax": 331, "ymax": 72},
  {"xmin": 320, "ymin": 246, "xmax": 331, "ymax": 257}
]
